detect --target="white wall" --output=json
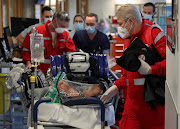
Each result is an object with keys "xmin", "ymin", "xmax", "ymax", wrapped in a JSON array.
[
  {"xmin": 165, "ymin": 0, "xmax": 180, "ymax": 128},
  {"xmin": 166, "ymin": 0, "xmax": 180, "ymax": 127},
  {"xmin": 23, "ymin": 0, "xmax": 35, "ymax": 18},
  {"xmin": 88, "ymin": 0, "xmax": 166, "ymax": 24},
  {"xmin": 166, "ymin": 35, "xmax": 179, "ymax": 129},
  {"xmin": 3, "ymin": 0, "xmax": 8, "ymax": 27},
  {"xmin": 68, "ymin": 0, "xmax": 77, "ymax": 30},
  {"xmin": 35, "ymin": 4, "xmax": 41, "ymax": 22},
  {"xmin": 88, "ymin": 0, "xmax": 116, "ymax": 21},
  {"xmin": 166, "ymin": 43, "xmax": 179, "ymax": 109},
  {"xmin": 115, "ymin": 0, "xmax": 166, "ymax": 4}
]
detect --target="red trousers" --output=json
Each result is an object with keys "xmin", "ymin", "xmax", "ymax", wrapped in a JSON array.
[{"xmin": 119, "ymin": 96, "xmax": 164, "ymax": 129}]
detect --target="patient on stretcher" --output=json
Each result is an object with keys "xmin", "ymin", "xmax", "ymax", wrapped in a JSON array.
[{"xmin": 58, "ymin": 80, "xmax": 103, "ymax": 98}]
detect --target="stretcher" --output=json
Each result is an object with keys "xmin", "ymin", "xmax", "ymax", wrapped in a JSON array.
[
  {"xmin": 27, "ymin": 69, "xmax": 118, "ymax": 129},
  {"xmin": 33, "ymin": 97, "xmax": 107, "ymax": 129},
  {"xmin": 9, "ymin": 52, "xmax": 120, "ymax": 129}
]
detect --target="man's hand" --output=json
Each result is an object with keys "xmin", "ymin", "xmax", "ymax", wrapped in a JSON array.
[
  {"xmin": 16, "ymin": 33, "xmax": 24, "ymax": 44},
  {"xmin": 26, "ymin": 61, "xmax": 31, "ymax": 69},
  {"xmin": 100, "ymin": 85, "xmax": 119, "ymax": 104},
  {"xmin": 138, "ymin": 58, "xmax": 151, "ymax": 75}
]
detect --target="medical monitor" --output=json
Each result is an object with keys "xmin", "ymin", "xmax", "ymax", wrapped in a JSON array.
[
  {"xmin": 0, "ymin": 38, "xmax": 6, "ymax": 59},
  {"xmin": 11, "ymin": 17, "xmax": 39, "ymax": 37},
  {"xmin": 3, "ymin": 26, "xmax": 13, "ymax": 52}
]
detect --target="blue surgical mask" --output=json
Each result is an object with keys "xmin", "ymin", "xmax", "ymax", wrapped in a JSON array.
[
  {"xmin": 74, "ymin": 23, "xmax": 84, "ymax": 31},
  {"xmin": 85, "ymin": 26, "xmax": 96, "ymax": 34},
  {"xmin": 142, "ymin": 13, "xmax": 153, "ymax": 21},
  {"xmin": 44, "ymin": 18, "xmax": 53, "ymax": 24}
]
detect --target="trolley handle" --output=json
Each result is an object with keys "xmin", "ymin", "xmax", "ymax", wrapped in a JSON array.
[
  {"xmin": 65, "ymin": 97, "xmax": 105, "ymax": 128},
  {"xmin": 86, "ymin": 97, "xmax": 105, "ymax": 122},
  {"xmin": 33, "ymin": 98, "xmax": 51, "ymax": 123}
]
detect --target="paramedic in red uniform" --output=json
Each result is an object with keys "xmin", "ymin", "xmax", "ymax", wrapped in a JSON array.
[
  {"xmin": 101, "ymin": 4, "xmax": 166, "ymax": 129},
  {"xmin": 21, "ymin": 11, "xmax": 76, "ymax": 74}
]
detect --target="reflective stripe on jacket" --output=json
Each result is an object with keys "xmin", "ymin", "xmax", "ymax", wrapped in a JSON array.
[
  {"xmin": 21, "ymin": 20, "xmax": 76, "ymax": 74},
  {"xmin": 115, "ymin": 21, "xmax": 166, "ymax": 100}
]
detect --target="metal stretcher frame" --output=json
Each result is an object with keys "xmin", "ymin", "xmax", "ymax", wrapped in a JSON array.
[
  {"xmin": 33, "ymin": 97, "xmax": 106, "ymax": 129},
  {"xmin": 24, "ymin": 52, "xmax": 120, "ymax": 129},
  {"xmin": 29, "ymin": 69, "xmax": 120, "ymax": 129}
]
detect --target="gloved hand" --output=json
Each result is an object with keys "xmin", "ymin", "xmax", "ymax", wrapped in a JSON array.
[
  {"xmin": 138, "ymin": 58, "xmax": 151, "ymax": 75},
  {"xmin": 100, "ymin": 85, "xmax": 119, "ymax": 104}
]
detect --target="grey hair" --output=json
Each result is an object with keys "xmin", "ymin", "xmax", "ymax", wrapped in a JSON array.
[
  {"xmin": 53, "ymin": 11, "xmax": 70, "ymax": 22},
  {"xmin": 115, "ymin": 4, "xmax": 142, "ymax": 23}
]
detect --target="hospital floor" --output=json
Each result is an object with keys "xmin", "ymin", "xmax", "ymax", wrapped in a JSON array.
[
  {"xmin": 0, "ymin": 103, "xmax": 28, "ymax": 129},
  {"xmin": 0, "ymin": 102, "xmax": 79, "ymax": 129}
]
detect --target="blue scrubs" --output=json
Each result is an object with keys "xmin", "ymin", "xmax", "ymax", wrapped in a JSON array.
[{"xmin": 73, "ymin": 30, "xmax": 110, "ymax": 54}]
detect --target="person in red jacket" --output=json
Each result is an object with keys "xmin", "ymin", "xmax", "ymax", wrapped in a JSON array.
[
  {"xmin": 21, "ymin": 11, "xmax": 76, "ymax": 74},
  {"xmin": 141, "ymin": 2, "xmax": 163, "ymax": 31},
  {"xmin": 101, "ymin": 4, "xmax": 166, "ymax": 129}
]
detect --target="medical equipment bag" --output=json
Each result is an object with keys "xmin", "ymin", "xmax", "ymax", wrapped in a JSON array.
[{"xmin": 50, "ymin": 52, "xmax": 109, "ymax": 79}]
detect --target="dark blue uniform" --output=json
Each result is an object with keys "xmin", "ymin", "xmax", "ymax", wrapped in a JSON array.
[{"xmin": 73, "ymin": 30, "xmax": 110, "ymax": 54}]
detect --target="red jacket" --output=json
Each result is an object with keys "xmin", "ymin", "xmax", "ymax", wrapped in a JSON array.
[
  {"xmin": 21, "ymin": 20, "xmax": 76, "ymax": 74},
  {"xmin": 115, "ymin": 21, "xmax": 166, "ymax": 90},
  {"xmin": 115, "ymin": 21, "xmax": 166, "ymax": 129}
]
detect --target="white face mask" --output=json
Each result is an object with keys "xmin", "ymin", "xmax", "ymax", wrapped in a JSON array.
[
  {"xmin": 43, "ymin": 18, "xmax": 53, "ymax": 24},
  {"xmin": 117, "ymin": 19, "xmax": 132, "ymax": 39},
  {"xmin": 55, "ymin": 28, "xmax": 66, "ymax": 34},
  {"xmin": 52, "ymin": 19, "xmax": 66, "ymax": 34}
]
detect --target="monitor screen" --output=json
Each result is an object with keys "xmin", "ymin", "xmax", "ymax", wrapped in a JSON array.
[
  {"xmin": 3, "ymin": 26, "xmax": 13, "ymax": 51},
  {"xmin": 11, "ymin": 17, "xmax": 39, "ymax": 37},
  {"xmin": 0, "ymin": 38, "xmax": 6, "ymax": 59}
]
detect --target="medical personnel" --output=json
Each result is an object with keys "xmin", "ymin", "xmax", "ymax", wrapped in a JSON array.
[
  {"xmin": 21, "ymin": 11, "xmax": 76, "ymax": 74},
  {"xmin": 100, "ymin": 4, "xmax": 166, "ymax": 129},
  {"xmin": 16, "ymin": 6, "xmax": 53, "ymax": 44},
  {"xmin": 69, "ymin": 14, "xmax": 85, "ymax": 39},
  {"xmin": 142, "ymin": 2, "xmax": 163, "ymax": 31},
  {"xmin": 97, "ymin": 17, "xmax": 110, "ymax": 34},
  {"xmin": 73, "ymin": 13, "xmax": 110, "ymax": 60}
]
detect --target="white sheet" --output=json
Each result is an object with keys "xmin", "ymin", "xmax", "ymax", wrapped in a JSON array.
[{"xmin": 28, "ymin": 102, "xmax": 115, "ymax": 129}]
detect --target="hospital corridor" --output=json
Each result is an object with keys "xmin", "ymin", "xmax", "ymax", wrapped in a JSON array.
[{"xmin": 0, "ymin": 0, "xmax": 179, "ymax": 129}]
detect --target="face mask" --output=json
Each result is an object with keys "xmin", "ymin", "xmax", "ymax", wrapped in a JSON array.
[
  {"xmin": 117, "ymin": 19, "xmax": 132, "ymax": 39},
  {"xmin": 44, "ymin": 18, "xmax": 53, "ymax": 24},
  {"xmin": 101, "ymin": 23, "xmax": 105, "ymax": 26},
  {"xmin": 52, "ymin": 19, "xmax": 66, "ymax": 34},
  {"xmin": 74, "ymin": 23, "xmax": 84, "ymax": 31},
  {"xmin": 142, "ymin": 13, "xmax": 153, "ymax": 21},
  {"xmin": 55, "ymin": 28, "xmax": 66, "ymax": 34},
  {"xmin": 85, "ymin": 26, "xmax": 96, "ymax": 34}
]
